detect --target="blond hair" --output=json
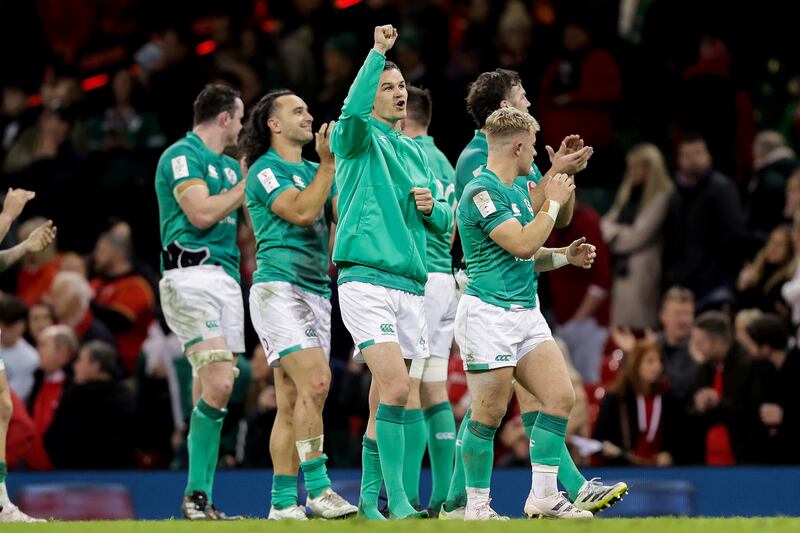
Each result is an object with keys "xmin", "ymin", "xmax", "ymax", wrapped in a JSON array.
[
  {"xmin": 41, "ymin": 324, "xmax": 79, "ymax": 354},
  {"xmin": 485, "ymin": 107, "xmax": 540, "ymax": 141},
  {"xmin": 614, "ymin": 143, "xmax": 674, "ymax": 213}
]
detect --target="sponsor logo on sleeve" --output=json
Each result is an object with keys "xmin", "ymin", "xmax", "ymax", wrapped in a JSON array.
[
  {"xmin": 171, "ymin": 155, "xmax": 189, "ymax": 179},
  {"xmin": 207, "ymin": 165, "xmax": 219, "ymax": 179},
  {"xmin": 472, "ymin": 190, "xmax": 497, "ymax": 217},
  {"xmin": 292, "ymin": 175, "xmax": 306, "ymax": 189},
  {"xmin": 257, "ymin": 168, "xmax": 280, "ymax": 193}
]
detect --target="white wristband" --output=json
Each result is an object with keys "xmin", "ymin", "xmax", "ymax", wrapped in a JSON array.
[
  {"xmin": 543, "ymin": 200, "xmax": 560, "ymax": 221},
  {"xmin": 552, "ymin": 252, "xmax": 569, "ymax": 268}
]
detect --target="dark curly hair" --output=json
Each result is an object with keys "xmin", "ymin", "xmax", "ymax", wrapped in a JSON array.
[
  {"xmin": 465, "ymin": 69, "xmax": 522, "ymax": 128},
  {"xmin": 238, "ymin": 89, "xmax": 295, "ymax": 166}
]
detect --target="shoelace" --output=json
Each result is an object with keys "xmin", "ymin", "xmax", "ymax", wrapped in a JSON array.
[
  {"xmin": 321, "ymin": 491, "xmax": 349, "ymax": 507},
  {"xmin": 475, "ymin": 498, "xmax": 499, "ymax": 518}
]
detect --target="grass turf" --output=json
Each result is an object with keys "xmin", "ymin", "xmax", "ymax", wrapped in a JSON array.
[{"xmin": 1, "ymin": 518, "xmax": 799, "ymax": 532}]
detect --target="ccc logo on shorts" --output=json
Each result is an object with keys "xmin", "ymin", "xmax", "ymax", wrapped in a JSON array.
[
  {"xmin": 206, "ymin": 320, "xmax": 220, "ymax": 329},
  {"xmin": 436, "ymin": 432, "xmax": 456, "ymax": 440},
  {"xmin": 305, "ymin": 329, "xmax": 318, "ymax": 338},
  {"xmin": 380, "ymin": 323, "xmax": 396, "ymax": 335},
  {"xmin": 495, "ymin": 354, "xmax": 512, "ymax": 362}
]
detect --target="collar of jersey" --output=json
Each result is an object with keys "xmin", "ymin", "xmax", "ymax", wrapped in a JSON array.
[{"xmin": 371, "ymin": 117, "xmax": 402, "ymax": 136}]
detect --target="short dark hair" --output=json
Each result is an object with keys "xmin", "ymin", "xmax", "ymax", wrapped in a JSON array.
[
  {"xmin": 238, "ymin": 89, "xmax": 295, "ymax": 166},
  {"xmin": 193, "ymin": 84, "xmax": 241, "ymax": 126},
  {"xmin": 406, "ymin": 86, "xmax": 432, "ymax": 128},
  {"xmin": 383, "ymin": 60, "xmax": 400, "ymax": 72},
  {"xmin": 466, "ymin": 69, "xmax": 522, "ymax": 128},
  {"xmin": 0, "ymin": 295, "xmax": 28, "ymax": 325},
  {"xmin": 695, "ymin": 311, "xmax": 733, "ymax": 343},
  {"xmin": 679, "ymin": 132, "xmax": 707, "ymax": 147},
  {"xmin": 82, "ymin": 340, "xmax": 120, "ymax": 379},
  {"xmin": 746, "ymin": 314, "xmax": 789, "ymax": 351}
]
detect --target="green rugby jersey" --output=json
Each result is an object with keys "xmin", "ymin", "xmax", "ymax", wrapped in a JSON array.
[
  {"xmin": 458, "ymin": 169, "xmax": 538, "ymax": 309},
  {"xmin": 454, "ymin": 129, "xmax": 543, "ymax": 200},
  {"xmin": 155, "ymin": 132, "xmax": 241, "ymax": 281},
  {"xmin": 245, "ymin": 148, "xmax": 336, "ymax": 298},
  {"xmin": 413, "ymin": 136, "xmax": 456, "ymax": 274},
  {"xmin": 330, "ymin": 49, "xmax": 452, "ymax": 296}
]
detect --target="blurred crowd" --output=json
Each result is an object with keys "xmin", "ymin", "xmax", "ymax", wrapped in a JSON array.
[{"xmin": 1, "ymin": 0, "xmax": 800, "ymax": 470}]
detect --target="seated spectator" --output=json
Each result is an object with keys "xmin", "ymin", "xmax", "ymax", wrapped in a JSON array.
[
  {"xmin": 49, "ymin": 271, "xmax": 114, "ymax": 346},
  {"xmin": 602, "ymin": 143, "xmax": 674, "ymax": 329},
  {"xmin": 746, "ymin": 314, "xmax": 800, "ymax": 464},
  {"xmin": 780, "ymin": 214, "xmax": 800, "ymax": 327},
  {"xmin": 664, "ymin": 134, "xmax": 746, "ymax": 309},
  {"xmin": 16, "ymin": 217, "xmax": 61, "ymax": 306},
  {"xmin": 26, "ymin": 301, "xmax": 55, "ymax": 346},
  {"xmin": 546, "ymin": 202, "xmax": 613, "ymax": 384},
  {"xmin": 0, "ymin": 295, "xmax": 39, "ymax": 402},
  {"xmin": 44, "ymin": 341, "xmax": 136, "ymax": 469},
  {"xmin": 90, "ymin": 230, "xmax": 155, "ymax": 374},
  {"xmin": 688, "ymin": 311, "xmax": 756, "ymax": 464},
  {"xmin": 747, "ymin": 131, "xmax": 798, "ymax": 235},
  {"xmin": 657, "ymin": 287, "xmax": 699, "ymax": 403},
  {"xmin": 593, "ymin": 340, "xmax": 685, "ymax": 466},
  {"xmin": 736, "ymin": 225, "xmax": 795, "ymax": 317},
  {"xmin": 58, "ymin": 251, "xmax": 87, "ymax": 277},
  {"xmin": 28, "ymin": 325, "xmax": 78, "ymax": 436}
]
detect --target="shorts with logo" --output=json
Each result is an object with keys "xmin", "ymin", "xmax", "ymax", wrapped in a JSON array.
[
  {"xmin": 249, "ymin": 281, "xmax": 332, "ymax": 367},
  {"xmin": 339, "ymin": 281, "xmax": 429, "ymax": 362},
  {"xmin": 455, "ymin": 294, "xmax": 553, "ymax": 371},
  {"xmin": 424, "ymin": 273, "xmax": 458, "ymax": 358},
  {"xmin": 159, "ymin": 265, "xmax": 245, "ymax": 354}
]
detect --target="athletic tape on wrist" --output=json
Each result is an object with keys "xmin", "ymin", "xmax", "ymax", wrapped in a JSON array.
[
  {"xmin": 542, "ymin": 200, "xmax": 560, "ymax": 221},
  {"xmin": 553, "ymin": 252, "xmax": 569, "ymax": 268}
]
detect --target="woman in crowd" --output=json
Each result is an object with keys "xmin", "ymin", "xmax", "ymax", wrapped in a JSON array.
[
  {"xmin": 593, "ymin": 341, "xmax": 685, "ymax": 466},
  {"xmin": 602, "ymin": 143, "xmax": 674, "ymax": 329},
  {"xmin": 737, "ymin": 225, "xmax": 795, "ymax": 317}
]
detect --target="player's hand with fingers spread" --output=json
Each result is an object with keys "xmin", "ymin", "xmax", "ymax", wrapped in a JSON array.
[
  {"xmin": 411, "ymin": 187, "xmax": 434, "ymax": 215},
  {"xmin": 315, "ymin": 120, "xmax": 336, "ymax": 165},
  {"xmin": 543, "ymin": 173, "xmax": 575, "ymax": 205},
  {"xmin": 373, "ymin": 25, "xmax": 398, "ymax": 54},
  {"xmin": 24, "ymin": 220, "xmax": 57, "ymax": 253},
  {"xmin": 548, "ymin": 141, "xmax": 593, "ymax": 176},
  {"xmin": 566, "ymin": 236, "xmax": 597, "ymax": 269},
  {"xmin": 2, "ymin": 188, "xmax": 36, "ymax": 221}
]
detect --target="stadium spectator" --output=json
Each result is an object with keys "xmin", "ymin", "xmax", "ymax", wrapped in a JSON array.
[
  {"xmin": 736, "ymin": 225, "xmax": 794, "ymax": 318},
  {"xmin": 654, "ymin": 287, "xmax": 699, "ymax": 404},
  {"xmin": 44, "ymin": 341, "xmax": 137, "ymax": 469},
  {"xmin": 1, "ymin": 84, "xmax": 34, "ymax": 161},
  {"xmin": 49, "ymin": 271, "xmax": 115, "ymax": 346},
  {"xmin": 2, "ymin": 105, "xmax": 82, "ymax": 178},
  {"xmin": 0, "ymin": 295, "xmax": 38, "ymax": 402},
  {"xmin": 663, "ymin": 134, "xmax": 746, "ymax": 310},
  {"xmin": 688, "ymin": 311, "xmax": 756, "ymax": 465},
  {"xmin": 780, "ymin": 214, "xmax": 800, "ymax": 328},
  {"xmin": 15, "ymin": 217, "xmax": 61, "ymax": 307},
  {"xmin": 58, "ymin": 251, "xmax": 87, "ymax": 277},
  {"xmin": 593, "ymin": 340, "xmax": 686, "ymax": 466},
  {"xmin": 602, "ymin": 143, "xmax": 674, "ymax": 329},
  {"xmin": 90, "ymin": 230, "xmax": 156, "ymax": 374},
  {"xmin": 27, "ymin": 325, "xmax": 78, "ymax": 437},
  {"xmin": 746, "ymin": 315, "xmax": 800, "ymax": 464},
  {"xmin": 26, "ymin": 301, "xmax": 54, "ymax": 346},
  {"xmin": 747, "ymin": 131, "xmax": 798, "ymax": 235},
  {"xmin": 315, "ymin": 33, "xmax": 358, "ymax": 124},
  {"xmin": 538, "ymin": 19, "xmax": 622, "ymax": 167},
  {"xmin": 734, "ymin": 308, "xmax": 763, "ymax": 358},
  {"xmin": 547, "ymin": 202, "xmax": 612, "ymax": 383},
  {"xmin": 782, "ymin": 169, "xmax": 800, "ymax": 223}
]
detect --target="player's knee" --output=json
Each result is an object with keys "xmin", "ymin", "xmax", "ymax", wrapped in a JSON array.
[
  {"xmin": 383, "ymin": 377, "xmax": 410, "ymax": 405},
  {"xmin": 207, "ymin": 374, "xmax": 234, "ymax": 405},
  {"xmin": 0, "ymin": 394, "xmax": 13, "ymax": 423},
  {"xmin": 300, "ymin": 372, "xmax": 330, "ymax": 407},
  {"xmin": 548, "ymin": 387, "xmax": 575, "ymax": 416}
]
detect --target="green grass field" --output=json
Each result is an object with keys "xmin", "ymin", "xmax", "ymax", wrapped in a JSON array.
[{"xmin": 2, "ymin": 518, "xmax": 799, "ymax": 532}]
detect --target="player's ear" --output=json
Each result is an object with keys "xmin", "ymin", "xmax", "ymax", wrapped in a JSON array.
[
  {"xmin": 499, "ymin": 100, "xmax": 510, "ymax": 110},
  {"xmin": 267, "ymin": 116, "xmax": 281, "ymax": 134}
]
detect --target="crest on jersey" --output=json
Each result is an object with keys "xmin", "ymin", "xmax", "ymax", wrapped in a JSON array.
[
  {"xmin": 207, "ymin": 165, "xmax": 219, "ymax": 179},
  {"xmin": 224, "ymin": 168, "xmax": 237, "ymax": 185}
]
